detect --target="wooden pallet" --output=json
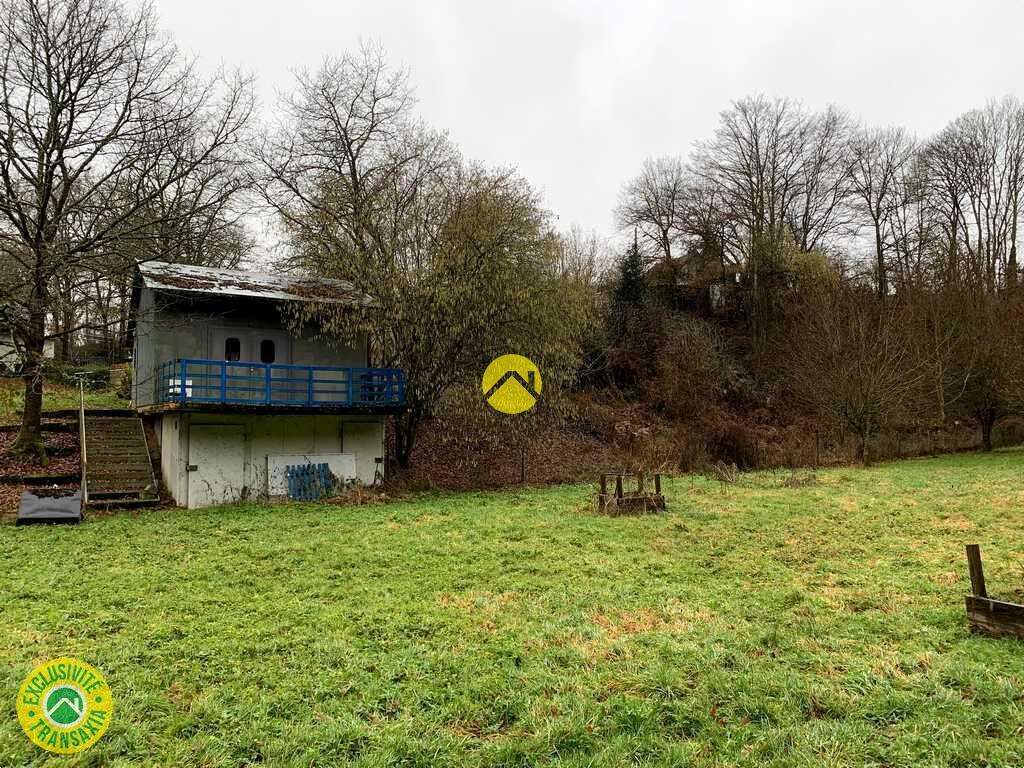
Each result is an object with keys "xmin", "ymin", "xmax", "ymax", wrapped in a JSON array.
[
  {"xmin": 595, "ymin": 473, "xmax": 667, "ymax": 515},
  {"xmin": 965, "ymin": 544, "xmax": 1024, "ymax": 639},
  {"xmin": 285, "ymin": 462, "xmax": 334, "ymax": 501}
]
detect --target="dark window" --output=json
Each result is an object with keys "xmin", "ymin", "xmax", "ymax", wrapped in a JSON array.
[
  {"xmin": 260, "ymin": 339, "xmax": 276, "ymax": 364},
  {"xmin": 225, "ymin": 337, "xmax": 241, "ymax": 362}
]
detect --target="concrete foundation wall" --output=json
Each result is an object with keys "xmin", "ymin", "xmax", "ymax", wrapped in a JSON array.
[
  {"xmin": 155, "ymin": 413, "xmax": 385, "ymax": 508},
  {"xmin": 159, "ymin": 414, "xmax": 186, "ymax": 503}
]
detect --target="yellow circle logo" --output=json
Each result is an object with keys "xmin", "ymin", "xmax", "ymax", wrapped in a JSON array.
[
  {"xmin": 17, "ymin": 657, "xmax": 113, "ymax": 754},
  {"xmin": 482, "ymin": 354, "xmax": 542, "ymax": 414}
]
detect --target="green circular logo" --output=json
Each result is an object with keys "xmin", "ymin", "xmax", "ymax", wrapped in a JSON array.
[
  {"xmin": 17, "ymin": 657, "xmax": 113, "ymax": 754},
  {"xmin": 44, "ymin": 685, "xmax": 86, "ymax": 727}
]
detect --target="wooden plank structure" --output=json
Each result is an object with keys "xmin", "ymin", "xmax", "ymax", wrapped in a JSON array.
[
  {"xmin": 964, "ymin": 544, "xmax": 1024, "ymax": 639},
  {"xmin": 285, "ymin": 463, "xmax": 334, "ymax": 501},
  {"xmin": 595, "ymin": 472, "xmax": 666, "ymax": 515},
  {"xmin": 83, "ymin": 415, "xmax": 158, "ymax": 508}
]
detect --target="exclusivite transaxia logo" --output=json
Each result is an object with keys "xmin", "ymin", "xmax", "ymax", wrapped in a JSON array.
[{"xmin": 16, "ymin": 657, "xmax": 113, "ymax": 754}]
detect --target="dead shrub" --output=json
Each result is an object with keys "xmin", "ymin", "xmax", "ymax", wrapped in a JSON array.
[
  {"xmin": 994, "ymin": 416, "xmax": 1024, "ymax": 448},
  {"xmin": 709, "ymin": 461, "xmax": 738, "ymax": 484},
  {"xmin": 644, "ymin": 316, "xmax": 732, "ymax": 420},
  {"xmin": 672, "ymin": 426, "xmax": 709, "ymax": 473},
  {"xmin": 707, "ymin": 421, "xmax": 759, "ymax": 470},
  {"xmin": 781, "ymin": 470, "xmax": 817, "ymax": 488}
]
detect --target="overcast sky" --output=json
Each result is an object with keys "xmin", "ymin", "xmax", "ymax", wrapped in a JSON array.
[{"xmin": 158, "ymin": 0, "xmax": 1024, "ymax": 250}]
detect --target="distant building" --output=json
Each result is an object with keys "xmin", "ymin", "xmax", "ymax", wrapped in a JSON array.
[
  {"xmin": 131, "ymin": 261, "xmax": 405, "ymax": 508},
  {"xmin": 0, "ymin": 328, "xmax": 55, "ymax": 375},
  {"xmin": 647, "ymin": 253, "xmax": 743, "ymax": 315}
]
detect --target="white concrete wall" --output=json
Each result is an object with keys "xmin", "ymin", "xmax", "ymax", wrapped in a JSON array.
[
  {"xmin": 158, "ymin": 413, "xmax": 386, "ymax": 508},
  {"xmin": 343, "ymin": 420, "xmax": 386, "ymax": 486},
  {"xmin": 158, "ymin": 414, "xmax": 187, "ymax": 504}
]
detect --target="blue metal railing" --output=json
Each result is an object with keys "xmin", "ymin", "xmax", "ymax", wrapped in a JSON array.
[{"xmin": 154, "ymin": 359, "xmax": 406, "ymax": 408}]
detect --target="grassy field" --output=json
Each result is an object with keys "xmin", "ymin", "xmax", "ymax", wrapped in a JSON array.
[{"xmin": 2, "ymin": 451, "xmax": 1024, "ymax": 767}]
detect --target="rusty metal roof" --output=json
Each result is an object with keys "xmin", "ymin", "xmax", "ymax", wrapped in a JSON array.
[{"xmin": 137, "ymin": 261, "xmax": 374, "ymax": 306}]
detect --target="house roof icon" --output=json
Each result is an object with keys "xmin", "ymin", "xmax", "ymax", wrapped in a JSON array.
[{"xmin": 481, "ymin": 356, "xmax": 542, "ymax": 414}]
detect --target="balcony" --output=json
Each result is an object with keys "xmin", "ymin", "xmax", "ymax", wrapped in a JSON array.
[{"xmin": 152, "ymin": 359, "xmax": 406, "ymax": 412}]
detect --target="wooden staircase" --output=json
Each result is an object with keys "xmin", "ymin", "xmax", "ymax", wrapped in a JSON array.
[{"xmin": 83, "ymin": 416, "xmax": 158, "ymax": 508}]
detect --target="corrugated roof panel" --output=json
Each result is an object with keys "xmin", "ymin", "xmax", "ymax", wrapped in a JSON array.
[{"xmin": 137, "ymin": 261, "xmax": 374, "ymax": 306}]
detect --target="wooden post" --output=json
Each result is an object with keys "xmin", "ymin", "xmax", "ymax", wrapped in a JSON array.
[
  {"xmin": 614, "ymin": 475, "xmax": 623, "ymax": 499},
  {"xmin": 600, "ymin": 474, "xmax": 607, "ymax": 495},
  {"xmin": 654, "ymin": 473, "xmax": 661, "ymax": 495},
  {"xmin": 966, "ymin": 544, "xmax": 988, "ymax": 598},
  {"xmin": 79, "ymin": 380, "xmax": 88, "ymax": 506}
]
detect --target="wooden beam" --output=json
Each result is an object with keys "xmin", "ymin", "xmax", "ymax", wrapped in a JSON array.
[
  {"xmin": 965, "ymin": 544, "xmax": 987, "ymax": 598},
  {"xmin": 966, "ymin": 596, "xmax": 1024, "ymax": 639}
]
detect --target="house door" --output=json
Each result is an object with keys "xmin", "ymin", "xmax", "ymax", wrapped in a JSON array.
[{"xmin": 187, "ymin": 425, "xmax": 245, "ymax": 509}]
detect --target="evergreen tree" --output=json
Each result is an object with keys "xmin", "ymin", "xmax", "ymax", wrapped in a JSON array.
[{"xmin": 614, "ymin": 230, "xmax": 646, "ymax": 307}]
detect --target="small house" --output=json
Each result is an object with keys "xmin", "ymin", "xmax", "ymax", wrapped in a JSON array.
[
  {"xmin": 130, "ymin": 261, "xmax": 405, "ymax": 508},
  {"xmin": 0, "ymin": 327, "xmax": 55, "ymax": 374}
]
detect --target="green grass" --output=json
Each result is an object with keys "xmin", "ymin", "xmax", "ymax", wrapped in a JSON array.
[
  {"xmin": 3, "ymin": 451, "xmax": 1024, "ymax": 767},
  {"xmin": 0, "ymin": 378, "xmax": 128, "ymax": 425}
]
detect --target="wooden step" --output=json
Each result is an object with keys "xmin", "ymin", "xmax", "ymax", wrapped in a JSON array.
[
  {"xmin": 89, "ymin": 471, "xmax": 153, "ymax": 478},
  {"xmin": 83, "ymin": 415, "xmax": 156, "ymax": 508},
  {"xmin": 86, "ymin": 497, "xmax": 159, "ymax": 510},
  {"xmin": 42, "ymin": 408, "xmax": 134, "ymax": 419},
  {"xmin": 88, "ymin": 488, "xmax": 156, "ymax": 497}
]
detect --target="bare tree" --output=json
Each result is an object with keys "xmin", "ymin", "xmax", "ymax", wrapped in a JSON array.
[
  {"xmin": 0, "ymin": 0, "xmax": 253, "ymax": 458},
  {"xmin": 691, "ymin": 97, "xmax": 859, "ymax": 349},
  {"xmin": 886, "ymin": 154, "xmax": 937, "ymax": 290},
  {"xmin": 258, "ymin": 47, "xmax": 586, "ymax": 467},
  {"xmin": 920, "ymin": 98, "xmax": 1024, "ymax": 292},
  {"xmin": 695, "ymin": 97, "xmax": 808, "ymax": 262},
  {"xmin": 615, "ymin": 156, "xmax": 688, "ymax": 262},
  {"xmin": 790, "ymin": 105, "xmax": 855, "ymax": 253},
  {"xmin": 848, "ymin": 126, "xmax": 916, "ymax": 299},
  {"xmin": 785, "ymin": 282, "xmax": 928, "ymax": 464},
  {"xmin": 556, "ymin": 225, "xmax": 610, "ymax": 284}
]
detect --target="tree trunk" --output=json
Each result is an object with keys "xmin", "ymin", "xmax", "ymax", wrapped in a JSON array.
[
  {"xmin": 874, "ymin": 222, "xmax": 886, "ymax": 301},
  {"xmin": 1009, "ymin": 232, "xmax": 1019, "ymax": 290},
  {"xmin": 979, "ymin": 409, "xmax": 996, "ymax": 452},
  {"xmin": 858, "ymin": 426, "xmax": 870, "ymax": 466},
  {"xmin": 11, "ymin": 312, "xmax": 48, "ymax": 464},
  {"xmin": 393, "ymin": 413, "xmax": 419, "ymax": 469},
  {"xmin": 55, "ymin": 282, "xmax": 75, "ymax": 364}
]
